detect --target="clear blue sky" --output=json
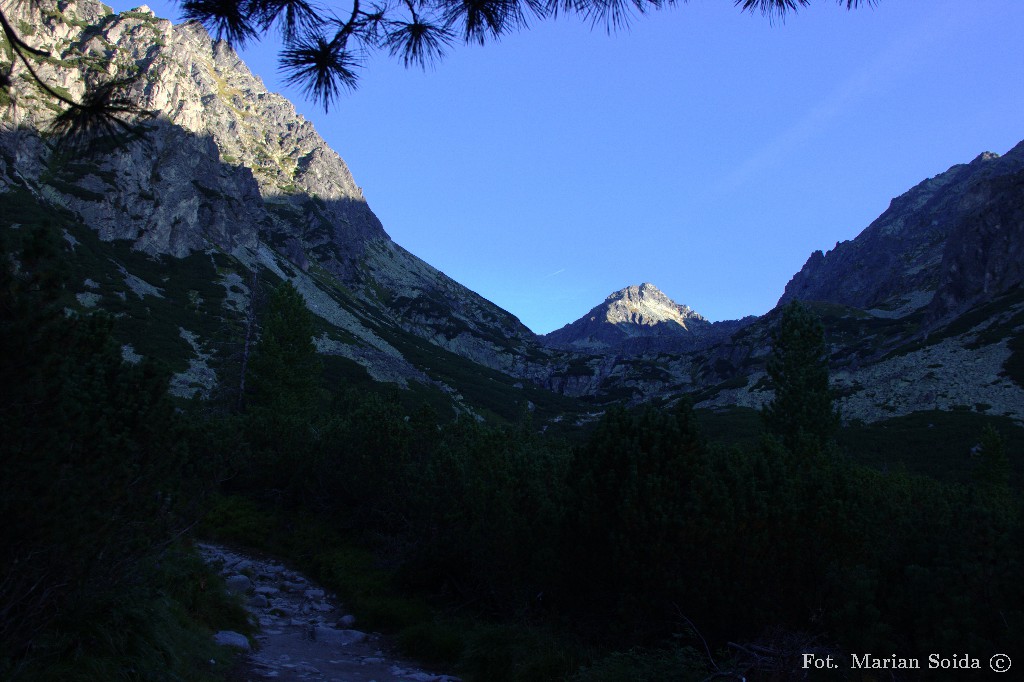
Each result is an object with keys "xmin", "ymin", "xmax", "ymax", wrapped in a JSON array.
[{"xmin": 111, "ymin": 1, "xmax": 1024, "ymax": 334}]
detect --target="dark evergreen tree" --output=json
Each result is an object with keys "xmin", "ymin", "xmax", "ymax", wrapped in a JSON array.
[
  {"xmin": 761, "ymin": 300, "xmax": 839, "ymax": 454},
  {"xmin": 563, "ymin": 401, "xmax": 701, "ymax": 633},
  {"xmin": 0, "ymin": 223, "xmax": 203, "ymax": 676},
  {"xmin": 973, "ymin": 424, "xmax": 1012, "ymax": 505},
  {"xmin": 247, "ymin": 279, "xmax": 323, "ymax": 420},
  {"xmin": 243, "ymin": 279, "xmax": 325, "ymax": 503}
]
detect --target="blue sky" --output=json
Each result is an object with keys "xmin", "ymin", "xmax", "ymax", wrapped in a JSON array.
[{"xmin": 111, "ymin": 1, "xmax": 1024, "ymax": 333}]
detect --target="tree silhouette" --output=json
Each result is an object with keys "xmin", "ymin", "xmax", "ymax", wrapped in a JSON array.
[
  {"xmin": 247, "ymin": 279, "xmax": 322, "ymax": 419},
  {"xmin": 241, "ymin": 279, "xmax": 325, "ymax": 502},
  {"xmin": 0, "ymin": 220, "xmax": 200, "ymax": 672},
  {"xmin": 761, "ymin": 299, "xmax": 839, "ymax": 453}
]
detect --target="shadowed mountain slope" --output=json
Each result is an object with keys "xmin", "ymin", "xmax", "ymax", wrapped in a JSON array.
[{"xmin": 779, "ymin": 142, "xmax": 1024, "ymax": 322}]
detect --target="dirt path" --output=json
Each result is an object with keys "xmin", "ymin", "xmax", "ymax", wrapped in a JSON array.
[{"xmin": 199, "ymin": 543, "xmax": 460, "ymax": 682}]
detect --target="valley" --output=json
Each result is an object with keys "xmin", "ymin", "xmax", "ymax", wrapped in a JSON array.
[
  {"xmin": 2, "ymin": 1, "xmax": 1023, "ymax": 429},
  {"xmin": 2, "ymin": 2, "xmax": 1023, "ymax": 681}
]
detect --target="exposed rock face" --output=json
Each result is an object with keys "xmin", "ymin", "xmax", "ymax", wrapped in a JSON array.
[
  {"xmin": 0, "ymin": 0, "xmax": 544, "ymax": 390},
  {"xmin": 544, "ymin": 283, "xmax": 712, "ymax": 349},
  {"xmin": 929, "ymin": 164, "xmax": 1024, "ymax": 321},
  {"xmin": 694, "ymin": 301, "xmax": 1024, "ymax": 425},
  {"xmin": 779, "ymin": 142, "xmax": 1024, "ymax": 319},
  {"xmin": 1, "ymin": 2, "xmax": 380, "ymax": 262},
  {"xmin": 544, "ymin": 142, "xmax": 1024, "ymax": 419}
]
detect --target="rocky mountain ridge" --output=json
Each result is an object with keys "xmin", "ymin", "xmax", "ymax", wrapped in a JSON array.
[
  {"xmin": 779, "ymin": 143, "xmax": 1024, "ymax": 322},
  {"xmin": 539, "ymin": 142, "xmax": 1024, "ymax": 422},
  {"xmin": 2, "ymin": 1, "xmax": 1022, "ymax": 426}
]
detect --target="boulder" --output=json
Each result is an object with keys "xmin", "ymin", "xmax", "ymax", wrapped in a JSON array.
[
  {"xmin": 224, "ymin": 574, "xmax": 253, "ymax": 595},
  {"xmin": 314, "ymin": 627, "xmax": 366, "ymax": 646},
  {"xmin": 213, "ymin": 630, "xmax": 251, "ymax": 651}
]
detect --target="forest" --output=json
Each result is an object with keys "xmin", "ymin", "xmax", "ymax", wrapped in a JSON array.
[{"xmin": 2, "ymin": 221, "xmax": 1021, "ymax": 681}]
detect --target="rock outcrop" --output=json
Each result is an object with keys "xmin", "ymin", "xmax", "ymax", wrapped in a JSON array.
[{"xmin": 928, "ymin": 162, "xmax": 1024, "ymax": 322}]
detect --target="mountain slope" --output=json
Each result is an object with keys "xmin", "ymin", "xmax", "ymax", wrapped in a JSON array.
[
  {"xmin": 0, "ymin": 0, "xmax": 557, "ymax": 416},
  {"xmin": 2, "ymin": 2, "xmax": 1022, "ymax": 427},
  {"xmin": 779, "ymin": 143, "xmax": 1024, "ymax": 320},
  {"xmin": 542, "ymin": 144, "xmax": 1024, "ymax": 422}
]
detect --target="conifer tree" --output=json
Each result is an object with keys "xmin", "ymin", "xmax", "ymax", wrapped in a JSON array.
[
  {"xmin": 1, "ymin": 222, "xmax": 197, "ymax": 673},
  {"xmin": 564, "ymin": 401, "xmax": 700, "ymax": 626},
  {"xmin": 761, "ymin": 300, "xmax": 839, "ymax": 454},
  {"xmin": 247, "ymin": 279, "xmax": 322, "ymax": 420},
  {"xmin": 243, "ymin": 279, "xmax": 324, "ymax": 501},
  {"xmin": 972, "ymin": 424, "xmax": 1014, "ymax": 515}
]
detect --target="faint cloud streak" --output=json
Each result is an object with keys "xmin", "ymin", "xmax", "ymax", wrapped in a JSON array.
[{"xmin": 713, "ymin": 4, "xmax": 957, "ymax": 196}]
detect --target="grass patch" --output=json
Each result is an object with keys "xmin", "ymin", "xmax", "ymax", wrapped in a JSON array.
[
  {"xmin": 1005, "ymin": 330, "xmax": 1024, "ymax": 388},
  {"xmin": 459, "ymin": 623, "xmax": 579, "ymax": 682},
  {"xmin": 694, "ymin": 406, "xmax": 762, "ymax": 448},
  {"xmin": 3, "ymin": 543, "xmax": 251, "ymax": 682},
  {"xmin": 397, "ymin": 621, "xmax": 467, "ymax": 666},
  {"xmin": 570, "ymin": 645, "xmax": 707, "ymax": 682},
  {"xmin": 839, "ymin": 410, "xmax": 1024, "ymax": 486}
]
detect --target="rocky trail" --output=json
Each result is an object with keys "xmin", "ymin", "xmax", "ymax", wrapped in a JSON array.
[{"xmin": 199, "ymin": 543, "xmax": 460, "ymax": 682}]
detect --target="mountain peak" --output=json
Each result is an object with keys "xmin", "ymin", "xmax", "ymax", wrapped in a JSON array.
[
  {"xmin": 607, "ymin": 282, "xmax": 666, "ymax": 300},
  {"xmin": 544, "ymin": 283, "xmax": 709, "ymax": 350},
  {"xmin": 600, "ymin": 283, "xmax": 703, "ymax": 328}
]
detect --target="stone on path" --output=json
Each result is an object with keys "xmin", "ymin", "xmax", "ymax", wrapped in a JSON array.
[
  {"xmin": 314, "ymin": 626, "xmax": 366, "ymax": 646},
  {"xmin": 214, "ymin": 630, "xmax": 251, "ymax": 651},
  {"xmin": 224, "ymin": 574, "xmax": 253, "ymax": 595}
]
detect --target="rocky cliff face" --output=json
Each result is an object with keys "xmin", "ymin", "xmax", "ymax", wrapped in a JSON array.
[
  {"xmin": 698, "ymin": 141, "xmax": 1024, "ymax": 423},
  {"xmin": 0, "ymin": 0, "xmax": 547, "ymax": 397},
  {"xmin": 779, "ymin": 142, "xmax": 1024, "ymax": 320},
  {"xmin": 2, "ymin": 1, "xmax": 375, "ymax": 260},
  {"xmin": 928, "ymin": 162, "xmax": 1024, "ymax": 321}
]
